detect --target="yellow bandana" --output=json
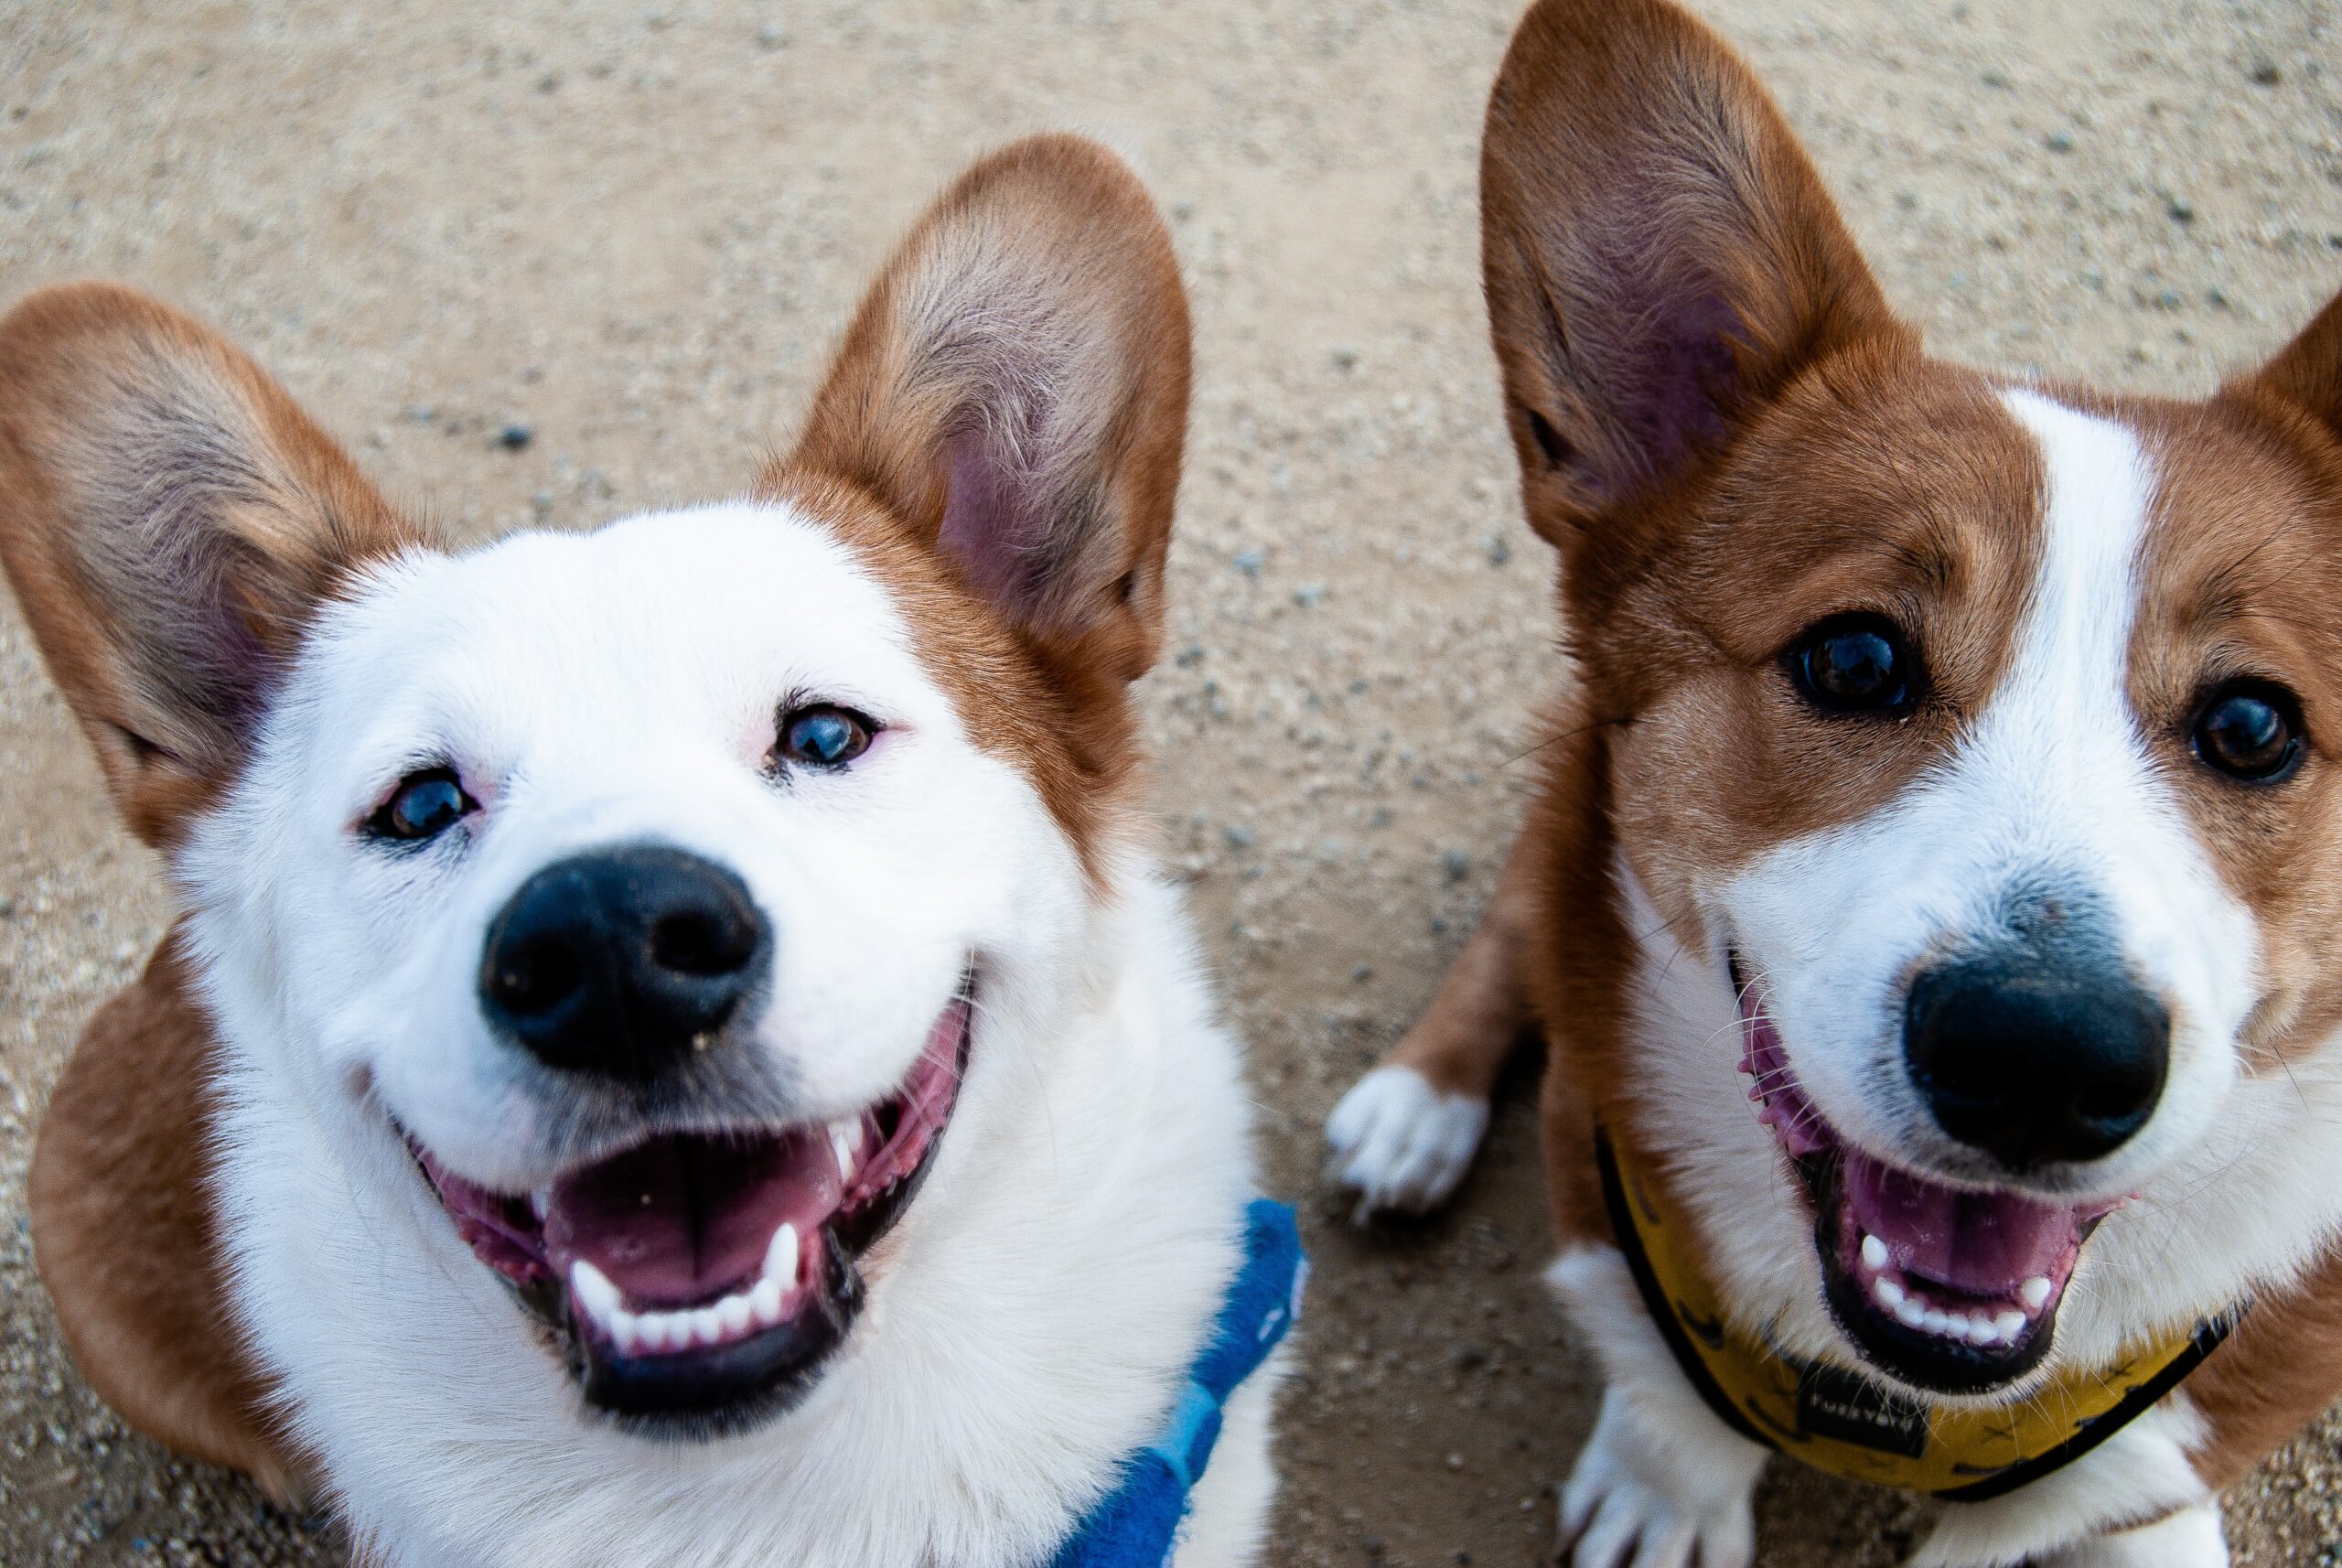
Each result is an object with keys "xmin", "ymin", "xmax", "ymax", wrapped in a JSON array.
[{"xmin": 1597, "ymin": 1132, "xmax": 2233, "ymax": 1501}]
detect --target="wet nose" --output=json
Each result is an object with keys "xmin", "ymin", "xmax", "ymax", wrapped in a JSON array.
[
  {"xmin": 479, "ymin": 844, "xmax": 768, "ymax": 1081},
  {"xmin": 1904, "ymin": 954, "xmax": 2170, "ymax": 1172}
]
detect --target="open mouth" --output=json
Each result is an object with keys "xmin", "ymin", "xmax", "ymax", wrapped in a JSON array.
[
  {"xmin": 1735, "ymin": 962, "xmax": 2120, "ymax": 1395},
  {"xmin": 406, "ymin": 977, "xmax": 973, "ymax": 1437}
]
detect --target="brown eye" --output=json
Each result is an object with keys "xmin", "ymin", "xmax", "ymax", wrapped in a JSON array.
[
  {"xmin": 774, "ymin": 704, "xmax": 875, "ymax": 770},
  {"xmin": 2193, "ymin": 682, "xmax": 2304, "ymax": 783},
  {"xmin": 1789, "ymin": 615, "xmax": 1918, "ymax": 715},
  {"xmin": 366, "ymin": 768, "xmax": 477, "ymax": 843}
]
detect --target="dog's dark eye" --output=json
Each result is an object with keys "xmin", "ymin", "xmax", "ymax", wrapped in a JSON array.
[
  {"xmin": 366, "ymin": 768, "xmax": 477, "ymax": 843},
  {"xmin": 774, "ymin": 703, "xmax": 876, "ymax": 770},
  {"xmin": 2193, "ymin": 682, "xmax": 2304, "ymax": 783},
  {"xmin": 1789, "ymin": 615, "xmax": 1918, "ymax": 715}
]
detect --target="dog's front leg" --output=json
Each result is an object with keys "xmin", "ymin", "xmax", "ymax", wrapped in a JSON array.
[
  {"xmin": 1909, "ymin": 1392, "xmax": 2221, "ymax": 1568},
  {"xmin": 1546, "ymin": 1245, "xmax": 1768, "ymax": 1568}
]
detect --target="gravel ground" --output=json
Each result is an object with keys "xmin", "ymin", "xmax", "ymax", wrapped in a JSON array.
[{"xmin": 2, "ymin": 2, "xmax": 2340, "ymax": 1563}]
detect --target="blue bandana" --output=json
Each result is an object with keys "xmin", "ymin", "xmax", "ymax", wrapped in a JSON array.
[{"xmin": 1049, "ymin": 1200, "xmax": 1305, "ymax": 1568}]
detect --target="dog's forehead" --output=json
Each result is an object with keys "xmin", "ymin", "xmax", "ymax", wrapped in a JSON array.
[{"xmin": 306, "ymin": 501, "xmax": 951, "ymax": 747}]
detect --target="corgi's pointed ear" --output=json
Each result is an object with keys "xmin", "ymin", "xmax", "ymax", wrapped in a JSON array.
[
  {"xmin": 2240, "ymin": 289, "xmax": 2342, "ymax": 445},
  {"xmin": 779, "ymin": 134, "xmax": 1189, "ymax": 684},
  {"xmin": 1481, "ymin": 0, "xmax": 1907, "ymax": 545},
  {"xmin": 0, "ymin": 284, "xmax": 418, "ymax": 845}
]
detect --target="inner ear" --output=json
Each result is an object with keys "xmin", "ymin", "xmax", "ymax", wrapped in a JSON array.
[
  {"xmin": 0, "ymin": 283, "xmax": 417, "ymax": 845},
  {"xmin": 776, "ymin": 134, "xmax": 1190, "ymax": 685},
  {"xmin": 1481, "ymin": 0, "xmax": 1907, "ymax": 542}
]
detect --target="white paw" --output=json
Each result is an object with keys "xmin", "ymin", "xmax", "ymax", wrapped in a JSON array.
[
  {"xmin": 1558, "ymin": 1389, "xmax": 1759, "ymax": 1568},
  {"xmin": 1323, "ymin": 1064, "xmax": 1488, "ymax": 1219},
  {"xmin": 2033, "ymin": 1502, "xmax": 2227, "ymax": 1568}
]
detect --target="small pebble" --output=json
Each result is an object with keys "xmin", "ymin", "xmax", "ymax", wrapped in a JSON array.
[
  {"xmin": 2044, "ymin": 131, "xmax": 2074, "ymax": 153},
  {"xmin": 1222, "ymin": 823, "xmax": 1258, "ymax": 850},
  {"xmin": 497, "ymin": 423, "xmax": 533, "ymax": 450},
  {"xmin": 1293, "ymin": 583, "xmax": 1327, "ymax": 607},
  {"xmin": 1441, "ymin": 848, "xmax": 1470, "ymax": 883},
  {"xmin": 1232, "ymin": 548, "xmax": 1265, "ymax": 577}
]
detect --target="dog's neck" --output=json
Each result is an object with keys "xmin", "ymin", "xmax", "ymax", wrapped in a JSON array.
[{"xmin": 204, "ymin": 860, "xmax": 1259, "ymax": 1568}]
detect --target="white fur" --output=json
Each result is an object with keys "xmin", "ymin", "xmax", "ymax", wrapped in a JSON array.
[
  {"xmin": 1912, "ymin": 1395, "xmax": 2214, "ymax": 1568},
  {"xmin": 1578, "ymin": 393, "xmax": 2342, "ymax": 1564},
  {"xmin": 1547, "ymin": 1247, "xmax": 1767, "ymax": 1568},
  {"xmin": 173, "ymin": 501, "xmax": 1273, "ymax": 1566},
  {"xmin": 1323, "ymin": 1064, "xmax": 1489, "ymax": 1219},
  {"xmin": 2034, "ymin": 1499, "xmax": 2227, "ymax": 1568}
]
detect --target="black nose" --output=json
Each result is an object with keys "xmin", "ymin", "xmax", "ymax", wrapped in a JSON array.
[
  {"xmin": 1904, "ymin": 955, "xmax": 2170, "ymax": 1172},
  {"xmin": 479, "ymin": 844, "xmax": 768, "ymax": 1081}
]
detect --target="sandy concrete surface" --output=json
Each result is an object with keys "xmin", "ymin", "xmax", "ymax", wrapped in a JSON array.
[{"xmin": 2, "ymin": 1, "xmax": 2339, "ymax": 1563}]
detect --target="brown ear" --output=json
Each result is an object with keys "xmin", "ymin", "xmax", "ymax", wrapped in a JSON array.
[
  {"xmin": 1480, "ymin": 0, "xmax": 1907, "ymax": 559},
  {"xmin": 0, "ymin": 284, "xmax": 417, "ymax": 846},
  {"xmin": 778, "ymin": 134, "xmax": 1190, "ymax": 686},
  {"xmin": 2236, "ymin": 288, "xmax": 2342, "ymax": 446}
]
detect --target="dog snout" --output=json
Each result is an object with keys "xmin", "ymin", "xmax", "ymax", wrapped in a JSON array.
[
  {"xmin": 1903, "ymin": 953, "xmax": 2170, "ymax": 1173},
  {"xmin": 478, "ymin": 843, "xmax": 768, "ymax": 1081}
]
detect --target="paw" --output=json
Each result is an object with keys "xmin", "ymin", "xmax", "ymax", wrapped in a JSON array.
[
  {"xmin": 1323, "ymin": 1065, "xmax": 1488, "ymax": 1219},
  {"xmin": 1557, "ymin": 1390, "xmax": 1759, "ymax": 1568},
  {"xmin": 2031, "ymin": 1502, "xmax": 2227, "ymax": 1568}
]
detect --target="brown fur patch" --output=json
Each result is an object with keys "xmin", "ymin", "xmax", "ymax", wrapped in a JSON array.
[
  {"xmin": 27, "ymin": 930, "xmax": 306, "ymax": 1502},
  {"xmin": 2119, "ymin": 384, "xmax": 2342, "ymax": 1071}
]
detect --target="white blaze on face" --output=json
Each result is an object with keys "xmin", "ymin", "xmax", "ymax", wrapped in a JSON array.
[{"xmin": 1711, "ymin": 389, "xmax": 2259, "ymax": 1194}]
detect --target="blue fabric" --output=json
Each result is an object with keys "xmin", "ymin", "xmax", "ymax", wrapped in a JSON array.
[{"xmin": 1048, "ymin": 1200, "xmax": 1305, "ymax": 1568}]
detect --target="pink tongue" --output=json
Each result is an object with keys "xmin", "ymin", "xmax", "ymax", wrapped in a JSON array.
[
  {"xmin": 542, "ymin": 1131, "xmax": 840, "ymax": 1307},
  {"xmin": 1845, "ymin": 1146, "xmax": 2077, "ymax": 1296}
]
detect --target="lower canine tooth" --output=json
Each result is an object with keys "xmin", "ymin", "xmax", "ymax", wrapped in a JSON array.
[
  {"xmin": 570, "ymin": 1260, "xmax": 622, "ymax": 1326},
  {"xmin": 2020, "ymin": 1276, "xmax": 2054, "ymax": 1311},
  {"xmin": 1860, "ymin": 1234, "xmax": 1889, "ymax": 1272},
  {"xmin": 750, "ymin": 1276, "xmax": 786, "ymax": 1326},
  {"xmin": 764, "ymin": 1222, "xmax": 800, "ymax": 1285}
]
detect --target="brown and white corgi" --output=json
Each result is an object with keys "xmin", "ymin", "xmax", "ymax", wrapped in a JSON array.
[
  {"xmin": 1, "ymin": 136, "xmax": 1286, "ymax": 1568},
  {"xmin": 1327, "ymin": 3, "xmax": 2342, "ymax": 1564}
]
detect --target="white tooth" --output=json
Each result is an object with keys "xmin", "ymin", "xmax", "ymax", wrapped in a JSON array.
[
  {"xmin": 569, "ymin": 1261, "xmax": 622, "ymax": 1326},
  {"xmin": 1860, "ymin": 1234, "xmax": 1889, "ymax": 1273},
  {"xmin": 691, "ymin": 1306, "xmax": 725, "ymax": 1347},
  {"xmin": 764, "ymin": 1222, "xmax": 800, "ymax": 1284},
  {"xmin": 1921, "ymin": 1309, "xmax": 1952, "ymax": 1337},
  {"xmin": 531, "ymin": 1188, "xmax": 552, "ymax": 1221},
  {"xmin": 611, "ymin": 1310, "xmax": 640, "ymax": 1357},
  {"xmin": 1875, "ymin": 1278, "xmax": 1905, "ymax": 1309},
  {"xmin": 831, "ymin": 1120, "xmax": 860, "ymax": 1181},
  {"xmin": 750, "ymin": 1275, "xmax": 786, "ymax": 1327},
  {"xmin": 2020, "ymin": 1276, "xmax": 2054, "ymax": 1312},
  {"xmin": 1995, "ymin": 1309, "xmax": 2027, "ymax": 1341},
  {"xmin": 1966, "ymin": 1314, "xmax": 1997, "ymax": 1343},
  {"xmin": 716, "ymin": 1294, "xmax": 753, "ymax": 1337},
  {"xmin": 636, "ymin": 1314, "xmax": 670, "ymax": 1353},
  {"xmin": 1896, "ymin": 1297, "xmax": 1927, "ymax": 1328}
]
